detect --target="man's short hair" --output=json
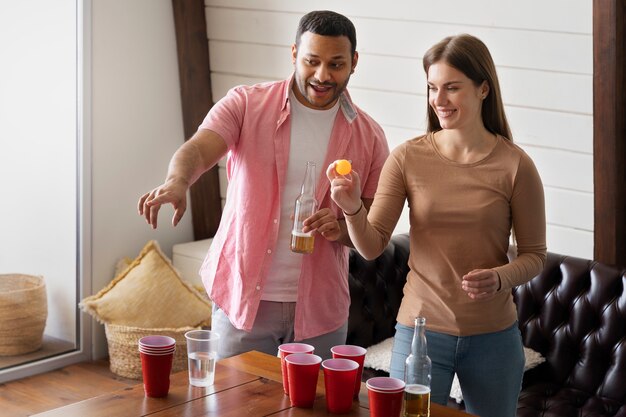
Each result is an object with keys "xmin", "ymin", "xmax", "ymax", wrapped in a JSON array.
[{"xmin": 295, "ymin": 10, "xmax": 357, "ymax": 56}]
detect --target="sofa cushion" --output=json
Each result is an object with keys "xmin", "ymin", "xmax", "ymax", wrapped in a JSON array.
[
  {"xmin": 346, "ymin": 233, "xmax": 410, "ymax": 349},
  {"xmin": 513, "ymin": 253, "xmax": 626, "ymax": 417}
]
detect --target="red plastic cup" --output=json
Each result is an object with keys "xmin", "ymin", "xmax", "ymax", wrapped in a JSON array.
[
  {"xmin": 278, "ymin": 343, "xmax": 314, "ymax": 395},
  {"xmin": 138, "ymin": 344, "xmax": 176, "ymax": 354},
  {"xmin": 285, "ymin": 353, "xmax": 322, "ymax": 408},
  {"xmin": 139, "ymin": 347, "xmax": 176, "ymax": 355},
  {"xmin": 331, "ymin": 344, "xmax": 367, "ymax": 398},
  {"xmin": 139, "ymin": 335, "xmax": 175, "ymax": 350},
  {"xmin": 140, "ymin": 350, "xmax": 175, "ymax": 397},
  {"xmin": 366, "ymin": 377, "xmax": 405, "ymax": 417},
  {"xmin": 322, "ymin": 358, "xmax": 359, "ymax": 414}
]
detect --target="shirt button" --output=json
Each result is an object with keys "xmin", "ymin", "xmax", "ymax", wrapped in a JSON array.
[
  {"xmin": 267, "ymin": 249, "xmax": 272, "ymax": 254},
  {"xmin": 273, "ymin": 219, "xmax": 278, "ymax": 224},
  {"xmin": 256, "ymin": 286, "xmax": 261, "ymax": 290}
]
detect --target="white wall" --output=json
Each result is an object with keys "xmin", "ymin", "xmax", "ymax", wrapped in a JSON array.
[
  {"xmin": 204, "ymin": 0, "xmax": 593, "ymax": 259},
  {"xmin": 0, "ymin": 1, "xmax": 77, "ymax": 342},
  {"xmin": 91, "ymin": 0, "xmax": 194, "ymax": 358}
]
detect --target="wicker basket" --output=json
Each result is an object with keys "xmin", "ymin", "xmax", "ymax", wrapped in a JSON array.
[
  {"xmin": 105, "ymin": 324, "xmax": 197, "ymax": 379},
  {"xmin": 0, "ymin": 274, "xmax": 47, "ymax": 356}
]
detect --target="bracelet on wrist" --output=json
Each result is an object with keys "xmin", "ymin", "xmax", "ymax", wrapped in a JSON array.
[{"xmin": 344, "ymin": 202, "xmax": 363, "ymax": 216}]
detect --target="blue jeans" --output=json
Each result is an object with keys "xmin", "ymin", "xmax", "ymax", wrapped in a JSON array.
[{"xmin": 390, "ymin": 322, "xmax": 524, "ymax": 417}]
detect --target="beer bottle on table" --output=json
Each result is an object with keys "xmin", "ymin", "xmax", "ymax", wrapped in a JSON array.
[
  {"xmin": 404, "ymin": 317, "xmax": 431, "ymax": 417},
  {"xmin": 290, "ymin": 161, "xmax": 318, "ymax": 254}
]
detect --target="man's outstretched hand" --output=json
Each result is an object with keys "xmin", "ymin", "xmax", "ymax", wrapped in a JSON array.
[{"xmin": 137, "ymin": 178, "xmax": 189, "ymax": 229}]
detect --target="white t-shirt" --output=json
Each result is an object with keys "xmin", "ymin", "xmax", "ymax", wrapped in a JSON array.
[{"xmin": 261, "ymin": 91, "xmax": 340, "ymax": 302}]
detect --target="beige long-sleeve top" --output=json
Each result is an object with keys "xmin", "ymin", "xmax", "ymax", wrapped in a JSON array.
[{"xmin": 346, "ymin": 133, "xmax": 547, "ymax": 336}]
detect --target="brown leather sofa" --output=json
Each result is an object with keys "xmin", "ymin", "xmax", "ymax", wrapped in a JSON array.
[{"xmin": 346, "ymin": 233, "xmax": 626, "ymax": 417}]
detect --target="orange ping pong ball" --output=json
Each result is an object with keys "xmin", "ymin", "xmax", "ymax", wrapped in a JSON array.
[{"xmin": 335, "ymin": 159, "xmax": 352, "ymax": 176}]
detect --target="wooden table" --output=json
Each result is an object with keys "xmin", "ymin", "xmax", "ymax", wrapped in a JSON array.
[{"xmin": 33, "ymin": 351, "xmax": 474, "ymax": 416}]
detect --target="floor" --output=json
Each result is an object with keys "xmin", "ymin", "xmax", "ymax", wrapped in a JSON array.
[{"xmin": 0, "ymin": 359, "xmax": 137, "ymax": 417}]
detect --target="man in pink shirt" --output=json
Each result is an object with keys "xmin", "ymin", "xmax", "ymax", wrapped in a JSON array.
[{"xmin": 138, "ymin": 10, "xmax": 389, "ymax": 360}]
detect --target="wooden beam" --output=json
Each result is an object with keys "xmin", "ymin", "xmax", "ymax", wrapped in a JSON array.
[
  {"xmin": 171, "ymin": 0, "xmax": 222, "ymax": 239},
  {"xmin": 593, "ymin": 0, "xmax": 626, "ymax": 266}
]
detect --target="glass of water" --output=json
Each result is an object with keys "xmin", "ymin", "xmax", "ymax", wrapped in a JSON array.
[{"xmin": 184, "ymin": 330, "xmax": 220, "ymax": 387}]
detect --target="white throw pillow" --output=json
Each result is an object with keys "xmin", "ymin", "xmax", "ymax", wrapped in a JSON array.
[
  {"xmin": 363, "ymin": 337, "xmax": 545, "ymax": 404},
  {"xmin": 363, "ymin": 337, "xmax": 394, "ymax": 371}
]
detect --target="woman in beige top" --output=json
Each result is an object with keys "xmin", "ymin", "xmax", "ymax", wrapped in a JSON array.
[{"xmin": 328, "ymin": 34, "xmax": 546, "ymax": 417}]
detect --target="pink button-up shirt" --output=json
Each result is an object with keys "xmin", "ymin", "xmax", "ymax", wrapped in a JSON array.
[{"xmin": 198, "ymin": 76, "xmax": 389, "ymax": 340}]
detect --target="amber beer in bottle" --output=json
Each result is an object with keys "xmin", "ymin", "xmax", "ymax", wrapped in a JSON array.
[
  {"xmin": 290, "ymin": 161, "xmax": 318, "ymax": 254},
  {"xmin": 404, "ymin": 317, "xmax": 432, "ymax": 417}
]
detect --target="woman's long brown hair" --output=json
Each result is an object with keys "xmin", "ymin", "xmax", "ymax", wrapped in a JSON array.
[{"xmin": 423, "ymin": 34, "xmax": 512, "ymax": 141}]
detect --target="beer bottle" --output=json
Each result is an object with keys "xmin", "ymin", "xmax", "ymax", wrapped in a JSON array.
[
  {"xmin": 290, "ymin": 161, "xmax": 318, "ymax": 254},
  {"xmin": 404, "ymin": 317, "xmax": 432, "ymax": 417}
]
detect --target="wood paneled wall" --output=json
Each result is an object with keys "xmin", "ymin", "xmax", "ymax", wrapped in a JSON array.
[
  {"xmin": 172, "ymin": 0, "xmax": 624, "ymax": 263},
  {"xmin": 202, "ymin": 0, "xmax": 595, "ymax": 258}
]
